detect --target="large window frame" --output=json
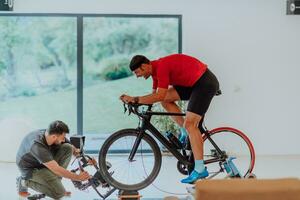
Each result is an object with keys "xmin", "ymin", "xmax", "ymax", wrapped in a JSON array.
[{"xmin": 0, "ymin": 13, "xmax": 182, "ymax": 136}]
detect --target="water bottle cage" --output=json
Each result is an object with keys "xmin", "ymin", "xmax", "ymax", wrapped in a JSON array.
[{"xmin": 166, "ymin": 132, "xmax": 182, "ymax": 149}]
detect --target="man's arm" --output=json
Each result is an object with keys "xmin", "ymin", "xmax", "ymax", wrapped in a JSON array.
[
  {"xmin": 43, "ymin": 160, "xmax": 89, "ymax": 181},
  {"xmin": 138, "ymin": 88, "xmax": 167, "ymax": 104}
]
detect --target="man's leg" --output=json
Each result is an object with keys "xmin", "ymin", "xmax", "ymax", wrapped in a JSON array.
[
  {"xmin": 160, "ymin": 87, "xmax": 184, "ymax": 126},
  {"xmin": 26, "ymin": 168, "xmax": 66, "ymax": 199},
  {"xmin": 181, "ymin": 69, "xmax": 219, "ymax": 183},
  {"xmin": 184, "ymin": 112, "xmax": 203, "ymax": 160},
  {"xmin": 180, "ymin": 112, "xmax": 209, "ymax": 184},
  {"xmin": 54, "ymin": 143, "xmax": 73, "ymax": 169},
  {"xmin": 26, "ymin": 144, "xmax": 73, "ymax": 199},
  {"xmin": 53, "ymin": 143, "xmax": 73, "ymax": 196},
  {"xmin": 161, "ymin": 87, "xmax": 189, "ymax": 143}
]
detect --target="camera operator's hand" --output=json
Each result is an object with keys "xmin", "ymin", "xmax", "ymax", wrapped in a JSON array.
[
  {"xmin": 72, "ymin": 146, "xmax": 81, "ymax": 157},
  {"xmin": 88, "ymin": 157, "xmax": 97, "ymax": 165},
  {"xmin": 76, "ymin": 171, "xmax": 91, "ymax": 181}
]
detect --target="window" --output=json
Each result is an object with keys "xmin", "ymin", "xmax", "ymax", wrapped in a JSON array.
[
  {"xmin": 82, "ymin": 16, "xmax": 180, "ymax": 151},
  {"xmin": 0, "ymin": 14, "xmax": 181, "ymax": 151},
  {"xmin": 0, "ymin": 16, "xmax": 77, "ymax": 131}
]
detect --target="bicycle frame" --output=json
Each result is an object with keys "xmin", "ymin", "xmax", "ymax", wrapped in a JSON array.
[{"xmin": 128, "ymin": 106, "xmax": 227, "ymax": 168}]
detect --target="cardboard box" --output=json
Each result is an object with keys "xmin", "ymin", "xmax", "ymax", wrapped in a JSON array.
[{"xmin": 195, "ymin": 178, "xmax": 300, "ymax": 200}]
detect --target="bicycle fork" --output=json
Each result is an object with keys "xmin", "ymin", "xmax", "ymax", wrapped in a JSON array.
[{"xmin": 128, "ymin": 130, "xmax": 144, "ymax": 162}]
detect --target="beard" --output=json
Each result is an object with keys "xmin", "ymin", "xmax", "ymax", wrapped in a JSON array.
[
  {"xmin": 54, "ymin": 140, "xmax": 63, "ymax": 145},
  {"xmin": 144, "ymin": 74, "xmax": 150, "ymax": 79}
]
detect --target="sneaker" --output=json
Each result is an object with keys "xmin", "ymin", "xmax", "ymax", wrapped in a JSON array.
[
  {"xmin": 16, "ymin": 176, "xmax": 30, "ymax": 197},
  {"xmin": 27, "ymin": 193, "xmax": 45, "ymax": 200},
  {"xmin": 180, "ymin": 168, "xmax": 209, "ymax": 184}
]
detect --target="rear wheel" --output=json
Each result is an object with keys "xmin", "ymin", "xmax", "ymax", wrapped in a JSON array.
[
  {"xmin": 203, "ymin": 127, "xmax": 255, "ymax": 178},
  {"xmin": 98, "ymin": 129, "xmax": 162, "ymax": 190}
]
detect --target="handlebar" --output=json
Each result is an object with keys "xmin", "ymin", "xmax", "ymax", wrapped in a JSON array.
[
  {"xmin": 123, "ymin": 102, "xmax": 153, "ymax": 118},
  {"xmin": 122, "ymin": 102, "xmax": 186, "ymax": 117}
]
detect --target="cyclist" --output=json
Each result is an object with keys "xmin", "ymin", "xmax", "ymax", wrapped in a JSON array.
[{"xmin": 120, "ymin": 54, "xmax": 219, "ymax": 184}]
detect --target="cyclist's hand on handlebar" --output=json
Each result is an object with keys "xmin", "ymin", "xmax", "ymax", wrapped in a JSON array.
[{"xmin": 120, "ymin": 94, "xmax": 135, "ymax": 104}]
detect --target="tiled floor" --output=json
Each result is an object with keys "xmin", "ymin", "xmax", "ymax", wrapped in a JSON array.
[{"xmin": 1, "ymin": 155, "xmax": 300, "ymax": 200}]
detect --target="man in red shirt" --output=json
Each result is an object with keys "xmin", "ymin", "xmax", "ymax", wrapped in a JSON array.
[{"xmin": 120, "ymin": 54, "xmax": 219, "ymax": 183}]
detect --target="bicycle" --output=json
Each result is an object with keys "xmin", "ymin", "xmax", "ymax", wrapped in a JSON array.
[{"xmin": 98, "ymin": 95, "xmax": 255, "ymax": 191}]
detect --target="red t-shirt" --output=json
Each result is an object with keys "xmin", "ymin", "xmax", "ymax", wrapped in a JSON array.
[{"xmin": 151, "ymin": 54, "xmax": 207, "ymax": 89}]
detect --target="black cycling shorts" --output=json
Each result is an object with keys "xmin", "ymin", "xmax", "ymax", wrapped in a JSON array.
[{"xmin": 173, "ymin": 68, "xmax": 219, "ymax": 116}]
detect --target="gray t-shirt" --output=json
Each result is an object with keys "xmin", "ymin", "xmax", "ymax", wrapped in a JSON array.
[{"xmin": 16, "ymin": 129, "xmax": 65, "ymax": 179}]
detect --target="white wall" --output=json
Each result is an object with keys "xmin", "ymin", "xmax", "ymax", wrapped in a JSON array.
[{"xmin": 4, "ymin": 0, "xmax": 300, "ymax": 155}]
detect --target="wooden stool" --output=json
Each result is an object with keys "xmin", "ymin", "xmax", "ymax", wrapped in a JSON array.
[
  {"xmin": 195, "ymin": 178, "xmax": 300, "ymax": 200},
  {"xmin": 118, "ymin": 190, "xmax": 142, "ymax": 200}
]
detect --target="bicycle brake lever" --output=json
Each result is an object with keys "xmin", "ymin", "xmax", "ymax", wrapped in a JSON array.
[
  {"xmin": 123, "ymin": 103, "xmax": 127, "ymax": 113},
  {"xmin": 128, "ymin": 105, "xmax": 133, "ymax": 115}
]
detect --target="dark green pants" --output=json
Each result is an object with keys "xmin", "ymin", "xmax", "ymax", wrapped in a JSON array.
[{"xmin": 26, "ymin": 143, "xmax": 72, "ymax": 199}]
